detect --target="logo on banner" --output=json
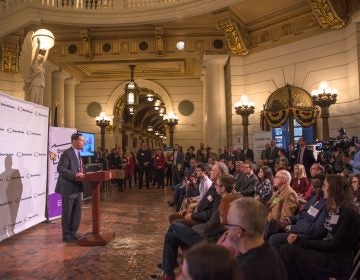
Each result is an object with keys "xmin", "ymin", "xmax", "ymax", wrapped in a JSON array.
[
  {"xmin": 26, "ymin": 173, "xmax": 41, "ymax": 178},
  {"xmin": 0, "ymin": 152, "xmax": 14, "ymax": 157},
  {"xmin": 7, "ymin": 128, "xmax": 25, "ymax": 134},
  {"xmin": 0, "ymin": 127, "xmax": 4, "ymax": 132},
  {"xmin": 0, "ymin": 200, "xmax": 12, "ymax": 207},
  {"xmin": 35, "ymin": 111, "xmax": 47, "ymax": 118},
  {"xmin": 23, "ymin": 214, "xmax": 38, "ymax": 222},
  {"xmin": 6, "ymin": 175, "xmax": 23, "ymax": 181},
  {"xmin": 49, "ymin": 143, "xmax": 71, "ymax": 164},
  {"xmin": 16, "ymin": 152, "xmax": 33, "ymax": 157},
  {"xmin": 27, "ymin": 131, "xmax": 42, "ymax": 136},
  {"xmin": 0, "ymin": 102, "xmax": 15, "ymax": 110},
  {"xmin": 2, "ymin": 220, "xmax": 23, "ymax": 232},
  {"xmin": 17, "ymin": 106, "xmax": 33, "ymax": 114},
  {"xmin": 34, "ymin": 152, "xmax": 46, "ymax": 157}
]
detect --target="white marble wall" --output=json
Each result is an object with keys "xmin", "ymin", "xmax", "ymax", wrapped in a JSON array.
[{"xmin": 230, "ymin": 22, "xmax": 360, "ymax": 148}]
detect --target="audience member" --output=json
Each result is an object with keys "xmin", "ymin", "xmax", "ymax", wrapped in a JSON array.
[
  {"xmin": 254, "ymin": 166, "xmax": 273, "ymax": 204},
  {"xmin": 275, "ymin": 148, "xmax": 289, "ymax": 171},
  {"xmin": 267, "ymin": 170, "xmax": 298, "ymax": 222},
  {"xmin": 280, "ymin": 174, "xmax": 360, "ymax": 279},
  {"xmin": 227, "ymin": 197, "xmax": 287, "ymax": 280},
  {"xmin": 235, "ymin": 162, "xmax": 259, "ymax": 196},
  {"xmin": 350, "ymin": 173, "xmax": 360, "ymax": 212},
  {"xmin": 291, "ymin": 164, "xmax": 310, "ymax": 197},
  {"xmin": 294, "ymin": 138, "xmax": 315, "ymax": 177},
  {"xmin": 238, "ymin": 143, "xmax": 254, "ymax": 163},
  {"xmin": 263, "ymin": 139, "xmax": 279, "ymax": 172},
  {"xmin": 177, "ymin": 244, "xmax": 241, "ymax": 280}
]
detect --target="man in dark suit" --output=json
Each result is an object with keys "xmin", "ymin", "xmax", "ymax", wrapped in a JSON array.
[
  {"xmin": 235, "ymin": 162, "xmax": 259, "ymax": 196},
  {"xmin": 223, "ymin": 145, "xmax": 238, "ymax": 162},
  {"xmin": 294, "ymin": 138, "xmax": 315, "ymax": 177},
  {"xmin": 172, "ymin": 144, "xmax": 185, "ymax": 187},
  {"xmin": 136, "ymin": 141, "xmax": 152, "ymax": 189},
  {"xmin": 55, "ymin": 132, "xmax": 85, "ymax": 242},
  {"xmin": 239, "ymin": 143, "xmax": 254, "ymax": 163},
  {"xmin": 264, "ymin": 139, "xmax": 279, "ymax": 172}
]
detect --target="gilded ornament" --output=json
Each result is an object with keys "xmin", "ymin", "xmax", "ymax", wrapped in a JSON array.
[{"xmin": 308, "ymin": 0, "xmax": 347, "ymax": 29}]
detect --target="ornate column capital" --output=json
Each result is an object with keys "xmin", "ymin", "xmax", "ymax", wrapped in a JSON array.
[
  {"xmin": 308, "ymin": 0, "xmax": 348, "ymax": 29},
  {"xmin": 215, "ymin": 9, "xmax": 250, "ymax": 56}
]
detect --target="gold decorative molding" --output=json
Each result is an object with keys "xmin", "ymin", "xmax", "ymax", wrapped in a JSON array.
[
  {"xmin": 307, "ymin": 0, "xmax": 348, "ymax": 29},
  {"xmin": 1, "ymin": 35, "xmax": 19, "ymax": 73},
  {"xmin": 216, "ymin": 14, "xmax": 250, "ymax": 56},
  {"xmin": 155, "ymin": 26, "xmax": 164, "ymax": 57}
]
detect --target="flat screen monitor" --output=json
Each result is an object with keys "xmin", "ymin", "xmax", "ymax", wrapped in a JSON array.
[{"xmin": 78, "ymin": 131, "xmax": 95, "ymax": 157}]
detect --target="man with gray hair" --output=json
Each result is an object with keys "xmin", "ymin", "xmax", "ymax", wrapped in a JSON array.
[
  {"xmin": 267, "ymin": 170, "xmax": 298, "ymax": 222},
  {"xmin": 227, "ymin": 198, "xmax": 287, "ymax": 279}
]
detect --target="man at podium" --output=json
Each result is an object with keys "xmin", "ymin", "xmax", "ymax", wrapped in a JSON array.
[{"xmin": 55, "ymin": 132, "xmax": 85, "ymax": 242}]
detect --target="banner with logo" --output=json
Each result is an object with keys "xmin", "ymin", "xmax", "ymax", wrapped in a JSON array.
[
  {"xmin": 0, "ymin": 92, "xmax": 49, "ymax": 242},
  {"xmin": 253, "ymin": 131, "xmax": 272, "ymax": 164},
  {"xmin": 47, "ymin": 126, "xmax": 76, "ymax": 220}
]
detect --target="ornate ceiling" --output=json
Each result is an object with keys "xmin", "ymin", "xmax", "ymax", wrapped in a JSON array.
[{"xmin": 0, "ymin": 0, "xmax": 358, "ymax": 81}]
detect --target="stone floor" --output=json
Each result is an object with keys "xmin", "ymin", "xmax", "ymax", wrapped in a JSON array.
[{"xmin": 0, "ymin": 186, "xmax": 174, "ymax": 280}]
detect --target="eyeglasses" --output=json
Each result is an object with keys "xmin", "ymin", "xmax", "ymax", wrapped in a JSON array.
[
  {"xmin": 196, "ymin": 169, "xmax": 203, "ymax": 172},
  {"xmin": 352, "ymin": 180, "xmax": 359, "ymax": 184},
  {"xmin": 215, "ymin": 183, "xmax": 223, "ymax": 187},
  {"xmin": 222, "ymin": 223, "xmax": 246, "ymax": 232},
  {"xmin": 274, "ymin": 175, "xmax": 285, "ymax": 179}
]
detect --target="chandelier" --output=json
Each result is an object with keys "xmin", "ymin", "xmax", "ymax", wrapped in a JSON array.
[{"xmin": 125, "ymin": 65, "xmax": 139, "ymax": 115}]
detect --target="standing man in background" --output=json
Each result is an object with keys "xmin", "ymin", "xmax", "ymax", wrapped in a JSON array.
[
  {"xmin": 136, "ymin": 141, "xmax": 152, "ymax": 189},
  {"xmin": 55, "ymin": 132, "xmax": 85, "ymax": 243}
]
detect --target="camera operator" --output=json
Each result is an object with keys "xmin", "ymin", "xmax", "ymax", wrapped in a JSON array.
[{"xmin": 343, "ymin": 141, "xmax": 360, "ymax": 174}]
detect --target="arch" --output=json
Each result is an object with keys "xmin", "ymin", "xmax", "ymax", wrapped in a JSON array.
[{"xmin": 105, "ymin": 79, "xmax": 173, "ymax": 116}]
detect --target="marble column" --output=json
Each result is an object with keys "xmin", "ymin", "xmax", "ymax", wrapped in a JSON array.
[
  {"xmin": 52, "ymin": 70, "xmax": 70, "ymax": 127},
  {"xmin": 64, "ymin": 77, "xmax": 79, "ymax": 128},
  {"xmin": 44, "ymin": 61, "xmax": 58, "ymax": 114},
  {"xmin": 202, "ymin": 55, "xmax": 228, "ymax": 150}
]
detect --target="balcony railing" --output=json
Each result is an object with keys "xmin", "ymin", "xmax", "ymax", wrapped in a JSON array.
[{"xmin": 0, "ymin": 0, "xmax": 182, "ymax": 11}]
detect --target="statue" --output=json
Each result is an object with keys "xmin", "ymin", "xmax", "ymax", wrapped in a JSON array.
[{"xmin": 19, "ymin": 31, "xmax": 50, "ymax": 106}]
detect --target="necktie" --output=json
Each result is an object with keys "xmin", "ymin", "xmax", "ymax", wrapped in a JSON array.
[{"xmin": 78, "ymin": 152, "xmax": 83, "ymax": 173}]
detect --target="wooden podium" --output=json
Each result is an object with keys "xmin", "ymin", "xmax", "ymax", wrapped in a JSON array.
[{"xmin": 76, "ymin": 170, "xmax": 116, "ymax": 246}]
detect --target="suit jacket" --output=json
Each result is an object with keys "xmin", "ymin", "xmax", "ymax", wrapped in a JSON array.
[
  {"xmin": 236, "ymin": 173, "xmax": 259, "ymax": 197},
  {"xmin": 294, "ymin": 147, "xmax": 315, "ymax": 175},
  {"xmin": 55, "ymin": 147, "xmax": 83, "ymax": 197},
  {"xmin": 267, "ymin": 185, "xmax": 298, "ymax": 222},
  {"xmin": 238, "ymin": 149, "xmax": 254, "ymax": 162},
  {"xmin": 191, "ymin": 186, "xmax": 220, "ymax": 223}
]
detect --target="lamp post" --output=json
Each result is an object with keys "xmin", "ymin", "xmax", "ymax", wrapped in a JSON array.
[
  {"xmin": 125, "ymin": 65, "xmax": 139, "ymax": 115},
  {"xmin": 96, "ymin": 112, "xmax": 111, "ymax": 150},
  {"xmin": 163, "ymin": 112, "xmax": 179, "ymax": 147},
  {"xmin": 235, "ymin": 95, "xmax": 255, "ymax": 146},
  {"xmin": 311, "ymin": 81, "xmax": 337, "ymax": 140}
]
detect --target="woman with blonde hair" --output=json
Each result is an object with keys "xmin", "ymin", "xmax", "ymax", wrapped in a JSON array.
[{"xmin": 291, "ymin": 164, "xmax": 310, "ymax": 197}]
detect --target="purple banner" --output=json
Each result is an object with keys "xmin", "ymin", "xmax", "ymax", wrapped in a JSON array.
[{"xmin": 47, "ymin": 193, "xmax": 62, "ymax": 219}]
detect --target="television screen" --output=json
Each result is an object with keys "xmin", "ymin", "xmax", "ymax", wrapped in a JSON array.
[{"xmin": 78, "ymin": 131, "xmax": 95, "ymax": 157}]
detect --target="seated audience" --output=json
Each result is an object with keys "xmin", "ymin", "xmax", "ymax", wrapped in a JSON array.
[
  {"xmin": 275, "ymin": 148, "xmax": 289, "ymax": 171},
  {"xmin": 177, "ymin": 244, "xmax": 241, "ymax": 280},
  {"xmin": 291, "ymin": 164, "xmax": 310, "ymax": 197},
  {"xmin": 254, "ymin": 166, "xmax": 273, "ymax": 204},
  {"xmin": 267, "ymin": 170, "xmax": 298, "ymax": 222},
  {"xmin": 280, "ymin": 174, "xmax": 360, "ymax": 279},
  {"xmin": 151, "ymin": 173, "xmax": 235, "ymax": 280},
  {"xmin": 227, "ymin": 197, "xmax": 287, "ymax": 280},
  {"xmin": 268, "ymin": 174, "xmax": 326, "ymax": 250}
]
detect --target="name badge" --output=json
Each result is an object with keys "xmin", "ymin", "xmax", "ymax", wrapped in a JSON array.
[
  {"xmin": 207, "ymin": 195, "xmax": 213, "ymax": 202},
  {"xmin": 307, "ymin": 206, "xmax": 319, "ymax": 217},
  {"xmin": 329, "ymin": 215, "xmax": 339, "ymax": 225},
  {"xmin": 272, "ymin": 197, "xmax": 279, "ymax": 204}
]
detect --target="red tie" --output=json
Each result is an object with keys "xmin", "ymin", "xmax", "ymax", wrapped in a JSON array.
[{"xmin": 78, "ymin": 152, "xmax": 83, "ymax": 173}]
